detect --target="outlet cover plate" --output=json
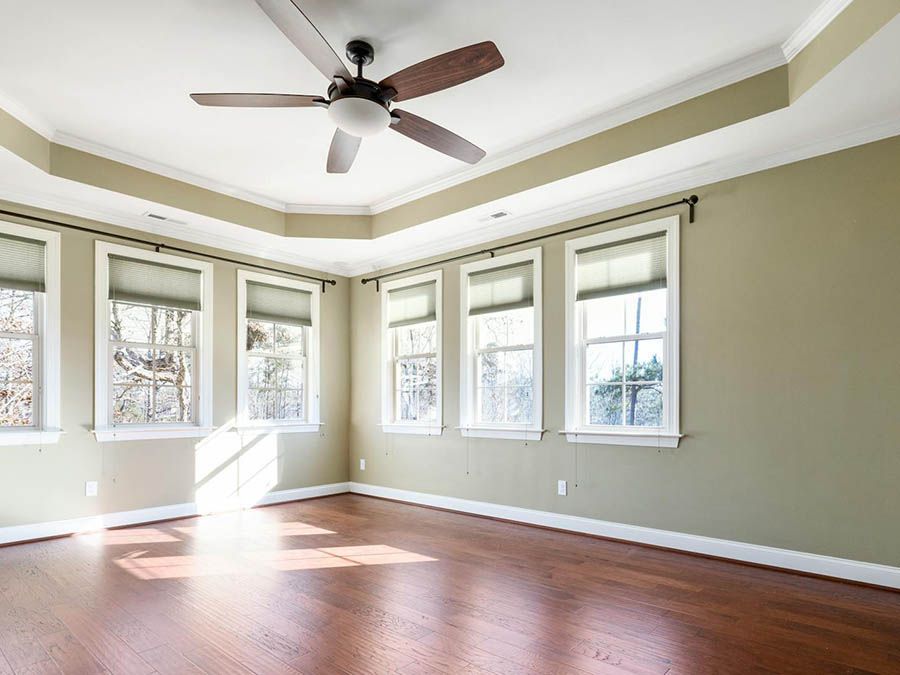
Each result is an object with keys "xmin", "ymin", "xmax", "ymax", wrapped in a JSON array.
[
  {"xmin": 557, "ymin": 479, "xmax": 567, "ymax": 496},
  {"xmin": 85, "ymin": 481, "xmax": 99, "ymax": 497},
  {"xmin": 360, "ymin": 458, "xmax": 366, "ymax": 471}
]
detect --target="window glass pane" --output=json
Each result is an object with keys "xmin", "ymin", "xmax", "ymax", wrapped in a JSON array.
[
  {"xmin": 586, "ymin": 342, "xmax": 622, "ymax": 384},
  {"xmin": 399, "ymin": 390, "xmax": 416, "ymax": 421},
  {"xmin": 277, "ymin": 359, "xmax": 304, "ymax": 390},
  {"xmin": 589, "ymin": 384, "xmax": 623, "ymax": 425},
  {"xmin": 155, "ymin": 386, "xmax": 192, "ymax": 423},
  {"xmin": 248, "ymin": 356, "xmax": 278, "ymax": 388},
  {"xmin": 582, "ymin": 295, "xmax": 625, "ymax": 339},
  {"xmin": 112, "ymin": 385, "xmax": 151, "ymax": 424},
  {"xmin": 0, "ymin": 383, "xmax": 33, "ymax": 426},
  {"xmin": 625, "ymin": 384, "xmax": 662, "ymax": 427},
  {"xmin": 476, "ymin": 307, "xmax": 533, "ymax": 349},
  {"xmin": 0, "ymin": 288, "xmax": 34, "ymax": 334},
  {"xmin": 249, "ymin": 389, "xmax": 275, "ymax": 420},
  {"xmin": 478, "ymin": 387, "xmax": 503, "ymax": 424},
  {"xmin": 0, "ymin": 337, "xmax": 33, "ymax": 382},
  {"xmin": 110, "ymin": 302, "xmax": 152, "ymax": 343},
  {"xmin": 112, "ymin": 347, "xmax": 154, "ymax": 385},
  {"xmin": 396, "ymin": 322, "xmax": 436, "ymax": 356},
  {"xmin": 477, "ymin": 352, "xmax": 499, "ymax": 389},
  {"xmin": 504, "ymin": 349, "xmax": 533, "ymax": 387},
  {"xmin": 624, "ymin": 289, "xmax": 666, "ymax": 335},
  {"xmin": 416, "ymin": 385, "xmax": 436, "ymax": 422},
  {"xmin": 153, "ymin": 307, "xmax": 193, "ymax": 346},
  {"xmin": 278, "ymin": 389, "xmax": 304, "ymax": 419},
  {"xmin": 154, "ymin": 349, "xmax": 193, "ymax": 387},
  {"xmin": 275, "ymin": 324, "xmax": 304, "ymax": 355},
  {"xmin": 506, "ymin": 386, "xmax": 534, "ymax": 424},
  {"xmin": 623, "ymin": 339, "xmax": 664, "ymax": 382},
  {"xmin": 247, "ymin": 320, "xmax": 274, "ymax": 353}
]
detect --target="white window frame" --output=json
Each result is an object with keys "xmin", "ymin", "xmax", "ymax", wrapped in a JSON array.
[
  {"xmin": 563, "ymin": 215, "xmax": 681, "ymax": 448},
  {"xmin": 93, "ymin": 241, "xmax": 214, "ymax": 442},
  {"xmin": 236, "ymin": 270, "xmax": 321, "ymax": 433},
  {"xmin": 459, "ymin": 248, "xmax": 543, "ymax": 441},
  {"xmin": 380, "ymin": 270, "xmax": 443, "ymax": 436},
  {"xmin": 0, "ymin": 220, "xmax": 61, "ymax": 446}
]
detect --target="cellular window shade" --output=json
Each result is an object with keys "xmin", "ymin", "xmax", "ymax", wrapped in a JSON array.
[
  {"xmin": 576, "ymin": 233, "xmax": 666, "ymax": 302},
  {"xmin": 108, "ymin": 254, "xmax": 202, "ymax": 311},
  {"xmin": 468, "ymin": 261, "xmax": 534, "ymax": 316},
  {"xmin": 246, "ymin": 281, "xmax": 312, "ymax": 327},
  {"xmin": 0, "ymin": 233, "xmax": 46, "ymax": 293},
  {"xmin": 388, "ymin": 281, "xmax": 436, "ymax": 328}
]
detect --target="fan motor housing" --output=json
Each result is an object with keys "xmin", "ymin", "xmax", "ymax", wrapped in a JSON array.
[{"xmin": 327, "ymin": 79, "xmax": 392, "ymax": 137}]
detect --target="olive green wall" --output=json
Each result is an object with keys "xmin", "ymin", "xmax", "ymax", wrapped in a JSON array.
[
  {"xmin": 349, "ymin": 135, "xmax": 900, "ymax": 568},
  {"xmin": 0, "ymin": 203, "xmax": 350, "ymax": 528}
]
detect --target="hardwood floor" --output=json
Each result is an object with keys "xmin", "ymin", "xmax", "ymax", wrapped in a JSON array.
[{"xmin": 1, "ymin": 494, "xmax": 898, "ymax": 674}]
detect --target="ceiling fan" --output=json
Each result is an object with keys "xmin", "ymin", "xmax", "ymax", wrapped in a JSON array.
[{"xmin": 191, "ymin": 0, "xmax": 504, "ymax": 173}]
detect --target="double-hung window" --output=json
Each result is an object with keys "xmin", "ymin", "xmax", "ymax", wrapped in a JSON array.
[
  {"xmin": 381, "ymin": 271, "xmax": 442, "ymax": 435},
  {"xmin": 0, "ymin": 221, "xmax": 61, "ymax": 445},
  {"xmin": 94, "ymin": 242, "xmax": 213, "ymax": 441},
  {"xmin": 564, "ymin": 215, "xmax": 680, "ymax": 447},
  {"xmin": 460, "ymin": 248, "xmax": 542, "ymax": 440},
  {"xmin": 237, "ymin": 271, "xmax": 320, "ymax": 431}
]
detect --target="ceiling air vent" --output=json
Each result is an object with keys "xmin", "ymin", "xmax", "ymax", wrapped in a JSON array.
[
  {"xmin": 142, "ymin": 211, "xmax": 187, "ymax": 226},
  {"xmin": 477, "ymin": 209, "xmax": 512, "ymax": 224}
]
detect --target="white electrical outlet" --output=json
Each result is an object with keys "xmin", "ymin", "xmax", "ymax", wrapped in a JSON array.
[
  {"xmin": 359, "ymin": 458, "xmax": 366, "ymax": 471},
  {"xmin": 85, "ymin": 481, "xmax": 99, "ymax": 497},
  {"xmin": 557, "ymin": 480, "xmax": 567, "ymax": 496}
]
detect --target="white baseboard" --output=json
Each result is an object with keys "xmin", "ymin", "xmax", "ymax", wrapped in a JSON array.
[
  {"xmin": 0, "ymin": 482, "xmax": 350, "ymax": 546},
  {"xmin": 348, "ymin": 482, "xmax": 900, "ymax": 589}
]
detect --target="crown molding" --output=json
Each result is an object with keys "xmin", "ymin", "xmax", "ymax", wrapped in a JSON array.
[
  {"xmin": 0, "ymin": 184, "xmax": 354, "ymax": 277},
  {"xmin": 367, "ymin": 46, "xmax": 788, "ymax": 215},
  {"xmin": 346, "ymin": 117, "xmax": 900, "ymax": 277},
  {"xmin": 782, "ymin": 0, "xmax": 854, "ymax": 62},
  {"xmin": 0, "ymin": 89, "xmax": 55, "ymax": 139}
]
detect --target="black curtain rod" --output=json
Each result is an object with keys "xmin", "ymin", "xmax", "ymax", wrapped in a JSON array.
[
  {"xmin": 0, "ymin": 208, "xmax": 338, "ymax": 291},
  {"xmin": 361, "ymin": 195, "xmax": 699, "ymax": 289}
]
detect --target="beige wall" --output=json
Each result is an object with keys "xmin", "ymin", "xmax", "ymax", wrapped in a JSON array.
[
  {"xmin": 350, "ymin": 135, "xmax": 900, "ymax": 568},
  {"xmin": 0, "ymin": 204, "xmax": 350, "ymax": 528}
]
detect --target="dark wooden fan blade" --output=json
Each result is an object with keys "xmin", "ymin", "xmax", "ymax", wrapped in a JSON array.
[
  {"xmin": 390, "ymin": 109, "xmax": 485, "ymax": 164},
  {"xmin": 190, "ymin": 93, "xmax": 325, "ymax": 107},
  {"xmin": 255, "ymin": 0, "xmax": 353, "ymax": 82},
  {"xmin": 380, "ymin": 41, "xmax": 504, "ymax": 102},
  {"xmin": 327, "ymin": 128, "xmax": 361, "ymax": 173}
]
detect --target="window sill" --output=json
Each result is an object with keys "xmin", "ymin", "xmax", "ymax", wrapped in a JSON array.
[
  {"xmin": 561, "ymin": 429, "xmax": 682, "ymax": 448},
  {"xmin": 92, "ymin": 426, "xmax": 216, "ymax": 442},
  {"xmin": 458, "ymin": 426, "xmax": 545, "ymax": 441},
  {"xmin": 381, "ymin": 424, "xmax": 444, "ymax": 436},
  {"xmin": 237, "ymin": 423, "xmax": 322, "ymax": 434},
  {"xmin": 0, "ymin": 429, "xmax": 64, "ymax": 446}
]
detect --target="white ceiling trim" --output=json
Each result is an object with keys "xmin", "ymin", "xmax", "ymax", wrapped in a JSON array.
[
  {"xmin": 350, "ymin": 117, "xmax": 900, "ymax": 277},
  {"xmin": 782, "ymin": 0, "xmax": 854, "ymax": 62},
  {"xmin": 0, "ymin": 88, "xmax": 54, "ymax": 139}
]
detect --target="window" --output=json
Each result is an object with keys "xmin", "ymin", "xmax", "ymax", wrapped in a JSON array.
[
  {"xmin": 0, "ymin": 221, "xmax": 61, "ymax": 446},
  {"xmin": 564, "ymin": 215, "xmax": 680, "ymax": 447},
  {"xmin": 237, "ymin": 271, "xmax": 320, "ymax": 431},
  {"xmin": 381, "ymin": 271, "xmax": 442, "ymax": 435},
  {"xmin": 94, "ymin": 242, "xmax": 213, "ymax": 441},
  {"xmin": 460, "ymin": 248, "xmax": 542, "ymax": 440}
]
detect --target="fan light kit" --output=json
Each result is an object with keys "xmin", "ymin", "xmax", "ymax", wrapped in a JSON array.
[{"xmin": 191, "ymin": 1, "xmax": 504, "ymax": 173}]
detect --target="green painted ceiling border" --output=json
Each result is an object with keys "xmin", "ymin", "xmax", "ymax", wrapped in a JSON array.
[{"xmin": 0, "ymin": 0, "xmax": 895, "ymax": 241}]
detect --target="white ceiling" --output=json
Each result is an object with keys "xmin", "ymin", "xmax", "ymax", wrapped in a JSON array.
[{"xmin": 0, "ymin": 0, "xmax": 820, "ymax": 208}]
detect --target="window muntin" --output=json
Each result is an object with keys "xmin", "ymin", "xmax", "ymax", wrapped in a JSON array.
[
  {"xmin": 392, "ymin": 320, "xmax": 437, "ymax": 423},
  {"xmin": 246, "ymin": 319, "xmax": 307, "ymax": 421},
  {"xmin": 0, "ymin": 288, "xmax": 38, "ymax": 427},
  {"xmin": 109, "ymin": 300, "xmax": 197, "ymax": 425},
  {"xmin": 474, "ymin": 307, "xmax": 534, "ymax": 425}
]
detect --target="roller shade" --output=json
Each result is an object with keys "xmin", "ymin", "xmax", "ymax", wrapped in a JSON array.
[
  {"xmin": 388, "ymin": 281, "xmax": 436, "ymax": 328},
  {"xmin": 468, "ymin": 261, "xmax": 534, "ymax": 316},
  {"xmin": 0, "ymin": 233, "xmax": 46, "ymax": 293},
  {"xmin": 576, "ymin": 233, "xmax": 666, "ymax": 301},
  {"xmin": 108, "ymin": 254, "xmax": 202, "ymax": 310},
  {"xmin": 246, "ymin": 281, "xmax": 312, "ymax": 327}
]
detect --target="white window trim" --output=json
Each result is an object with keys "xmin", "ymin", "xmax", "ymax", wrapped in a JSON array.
[
  {"xmin": 93, "ymin": 241, "xmax": 213, "ymax": 442},
  {"xmin": 380, "ymin": 270, "xmax": 443, "ymax": 436},
  {"xmin": 563, "ymin": 215, "xmax": 681, "ymax": 448},
  {"xmin": 0, "ymin": 219, "xmax": 62, "ymax": 446},
  {"xmin": 459, "ymin": 248, "xmax": 544, "ymax": 441},
  {"xmin": 236, "ymin": 269, "xmax": 321, "ymax": 433}
]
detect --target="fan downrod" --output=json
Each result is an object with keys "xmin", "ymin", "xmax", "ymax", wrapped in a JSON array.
[{"xmin": 346, "ymin": 40, "xmax": 375, "ymax": 77}]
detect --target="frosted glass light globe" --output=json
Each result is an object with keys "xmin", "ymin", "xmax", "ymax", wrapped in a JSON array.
[{"xmin": 328, "ymin": 97, "xmax": 390, "ymax": 137}]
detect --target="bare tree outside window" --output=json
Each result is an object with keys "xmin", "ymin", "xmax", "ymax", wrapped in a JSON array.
[
  {"xmin": 0, "ymin": 288, "xmax": 37, "ymax": 427},
  {"xmin": 393, "ymin": 322, "xmax": 437, "ymax": 422}
]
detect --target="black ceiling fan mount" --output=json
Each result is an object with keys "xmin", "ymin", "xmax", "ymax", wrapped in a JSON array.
[{"xmin": 190, "ymin": 0, "xmax": 504, "ymax": 173}]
